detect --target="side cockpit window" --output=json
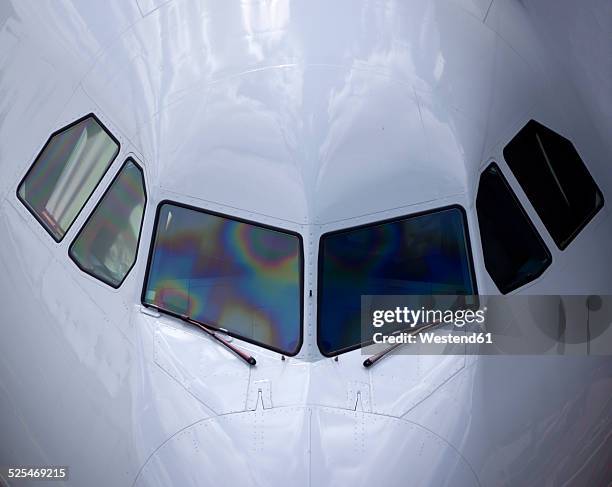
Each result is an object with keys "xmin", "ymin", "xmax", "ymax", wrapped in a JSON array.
[
  {"xmin": 17, "ymin": 115, "xmax": 119, "ymax": 241},
  {"xmin": 503, "ymin": 120, "xmax": 603, "ymax": 249},
  {"xmin": 69, "ymin": 159, "xmax": 146, "ymax": 288},
  {"xmin": 142, "ymin": 203, "xmax": 303, "ymax": 356},
  {"xmin": 476, "ymin": 163, "xmax": 551, "ymax": 294}
]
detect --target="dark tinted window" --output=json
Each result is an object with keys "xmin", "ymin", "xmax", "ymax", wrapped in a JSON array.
[
  {"xmin": 477, "ymin": 163, "xmax": 551, "ymax": 294},
  {"xmin": 142, "ymin": 203, "xmax": 303, "ymax": 355},
  {"xmin": 503, "ymin": 120, "xmax": 603, "ymax": 249},
  {"xmin": 69, "ymin": 159, "xmax": 146, "ymax": 288},
  {"xmin": 318, "ymin": 206, "xmax": 477, "ymax": 356},
  {"xmin": 17, "ymin": 115, "xmax": 119, "ymax": 241}
]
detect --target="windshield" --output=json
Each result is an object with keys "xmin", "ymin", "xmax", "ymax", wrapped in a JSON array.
[
  {"xmin": 317, "ymin": 206, "xmax": 477, "ymax": 356},
  {"xmin": 143, "ymin": 202, "xmax": 303, "ymax": 355}
]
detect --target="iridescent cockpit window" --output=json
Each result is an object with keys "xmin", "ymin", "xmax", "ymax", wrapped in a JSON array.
[
  {"xmin": 143, "ymin": 203, "xmax": 303, "ymax": 355},
  {"xmin": 17, "ymin": 115, "xmax": 119, "ymax": 241},
  {"xmin": 318, "ymin": 206, "xmax": 477, "ymax": 356}
]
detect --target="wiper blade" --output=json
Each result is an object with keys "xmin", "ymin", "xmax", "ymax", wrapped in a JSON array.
[
  {"xmin": 145, "ymin": 305, "xmax": 256, "ymax": 366},
  {"xmin": 179, "ymin": 315, "xmax": 257, "ymax": 366},
  {"xmin": 363, "ymin": 321, "xmax": 441, "ymax": 368}
]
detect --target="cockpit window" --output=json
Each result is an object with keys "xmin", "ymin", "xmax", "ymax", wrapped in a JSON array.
[
  {"xmin": 69, "ymin": 159, "xmax": 146, "ymax": 288},
  {"xmin": 142, "ymin": 202, "xmax": 303, "ymax": 356},
  {"xmin": 317, "ymin": 206, "xmax": 477, "ymax": 356},
  {"xmin": 476, "ymin": 163, "xmax": 551, "ymax": 294},
  {"xmin": 17, "ymin": 114, "xmax": 119, "ymax": 241},
  {"xmin": 503, "ymin": 120, "xmax": 604, "ymax": 249}
]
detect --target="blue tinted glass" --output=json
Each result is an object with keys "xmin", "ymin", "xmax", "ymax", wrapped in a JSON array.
[
  {"xmin": 318, "ymin": 207, "xmax": 476, "ymax": 355},
  {"xmin": 143, "ymin": 203, "xmax": 302, "ymax": 355}
]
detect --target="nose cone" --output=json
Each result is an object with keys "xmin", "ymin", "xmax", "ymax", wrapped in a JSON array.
[{"xmin": 134, "ymin": 406, "xmax": 478, "ymax": 487}]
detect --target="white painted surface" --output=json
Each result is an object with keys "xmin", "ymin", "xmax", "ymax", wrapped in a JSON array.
[{"xmin": 0, "ymin": 1, "xmax": 611, "ymax": 486}]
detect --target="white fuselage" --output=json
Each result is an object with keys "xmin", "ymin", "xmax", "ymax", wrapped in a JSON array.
[{"xmin": 1, "ymin": 1, "xmax": 611, "ymax": 486}]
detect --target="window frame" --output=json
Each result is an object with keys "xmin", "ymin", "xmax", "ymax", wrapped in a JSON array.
[
  {"xmin": 476, "ymin": 162, "xmax": 552, "ymax": 294},
  {"xmin": 68, "ymin": 157, "xmax": 147, "ymax": 289},
  {"xmin": 502, "ymin": 119, "xmax": 604, "ymax": 250},
  {"xmin": 140, "ymin": 200, "xmax": 305, "ymax": 357},
  {"xmin": 316, "ymin": 204, "xmax": 479, "ymax": 357},
  {"xmin": 16, "ymin": 113, "xmax": 121, "ymax": 243}
]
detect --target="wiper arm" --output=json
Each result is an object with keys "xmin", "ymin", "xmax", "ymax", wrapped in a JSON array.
[
  {"xmin": 363, "ymin": 321, "xmax": 441, "ymax": 368},
  {"xmin": 179, "ymin": 314, "xmax": 257, "ymax": 366},
  {"xmin": 146, "ymin": 305, "xmax": 256, "ymax": 366}
]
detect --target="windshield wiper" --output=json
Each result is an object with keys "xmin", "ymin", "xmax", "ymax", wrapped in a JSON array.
[
  {"xmin": 363, "ymin": 320, "xmax": 441, "ymax": 368},
  {"xmin": 179, "ymin": 314, "xmax": 257, "ymax": 366},
  {"xmin": 146, "ymin": 305, "xmax": 256, "ymax": 366}
]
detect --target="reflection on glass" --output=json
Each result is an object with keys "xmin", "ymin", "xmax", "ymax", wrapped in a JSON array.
[
  {"xmin": 70, "ymin": 160, "xmax": 146, "ymax": 288},
  {"xmin": 318, "ymin": 207, "xmax": 477, "ymax": 355},
  {"xmin": 503, "ymin": 120, "xmax": 603, "ymax": 249},
  {"xmin": 18, "ymin": 116, "xmax": 119, "ymax": 240},
  {"xmin": 476, "ymin": 163, "xmax": 551, "ymax": 294},
  {"xmin": 143, "ymin": 203, "xmax": 302, "ymax": 355}
]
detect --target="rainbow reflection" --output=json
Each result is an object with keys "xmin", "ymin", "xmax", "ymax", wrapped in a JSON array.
[{"xmin": 144, "ymin": 203, "xmax": 302, "ymax": 355}]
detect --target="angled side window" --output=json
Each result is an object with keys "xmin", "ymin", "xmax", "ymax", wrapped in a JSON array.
[
  {"xmin": 17, "ymin": 114, "xmax": 119, "ymax": 241},
  {"xmin": 69, "ymin": 159, "xmax": 146, "ymax": 288},
  {"xmin": 503, "ymin": 120, "xmax": 603, "ymax": 249},
  {"xmin": 476, "ymin": 163, "xmax": 551, "ymax": 294}
]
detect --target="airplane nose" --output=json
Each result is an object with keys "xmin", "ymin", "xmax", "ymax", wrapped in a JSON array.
[{"xmin": 133, "ymin": 406, "xmax": 478, "ymax": 487}]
